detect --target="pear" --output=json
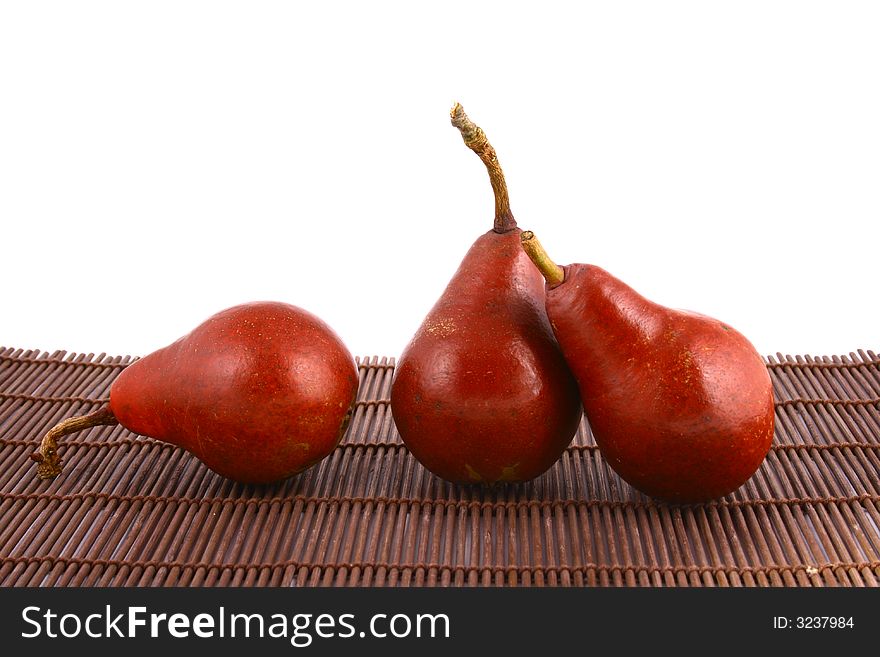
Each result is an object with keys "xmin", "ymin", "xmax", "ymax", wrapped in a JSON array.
[
  {"xmin": 389, "ymin": 105, "xmax": 582, "ymax": 485},
  {"xmin": 521, "ymin": 231, "xmax": 775, "ymax": 502},
  {"xmin": 32, "ymin": 301, "xmax": 359, "ymax": 484}
]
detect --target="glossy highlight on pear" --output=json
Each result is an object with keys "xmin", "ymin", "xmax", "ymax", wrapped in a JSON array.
[
  {"xmin": 32, "ymin": 302, "xmax": 359, "ymax": 485},
  {"xmin": 521, "ymin": 231, "xmax": 775, "ymax": 503}
]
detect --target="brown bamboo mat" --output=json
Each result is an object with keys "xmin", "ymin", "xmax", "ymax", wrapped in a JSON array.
[{"xmin": 1, "ymin": 347, "xmax": 879, "ymax": 587}]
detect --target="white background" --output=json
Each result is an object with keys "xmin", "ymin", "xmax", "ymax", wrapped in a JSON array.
[{"xmin": 1, "ymin": 1, "xmax": 878, "ymax": 360}]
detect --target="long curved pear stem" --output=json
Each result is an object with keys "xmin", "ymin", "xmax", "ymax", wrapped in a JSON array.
[
  {"xmin": 521, "ymin": 231, "xmax": 565, "ymax": 286},
  {"xmin": 450, "ymin": 102, "xmax": 516, "ymax": 233},
  {"xmin": 31, "ymin": 405, "xmax": 118, "ymax": 479}
]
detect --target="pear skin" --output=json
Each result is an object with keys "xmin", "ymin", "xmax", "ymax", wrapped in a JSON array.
[
  {"xmin": 522, "ymin": 232, "xmax": 774, "ymax": 503},
  {"xmin": 34, "ymin": 302, "xmax": 359, "ymax": 484},
  {"xmin": 390, "ymin": 106, "xmax": 582, "ymax": 485}
]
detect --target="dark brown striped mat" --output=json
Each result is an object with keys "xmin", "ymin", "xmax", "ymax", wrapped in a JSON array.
[{"xmin": 1, "ymin": 347, "xmax": 878, "ymax": 587}]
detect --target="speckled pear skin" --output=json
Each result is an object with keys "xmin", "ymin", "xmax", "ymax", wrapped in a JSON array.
[
  {"xmin": 390, "ymin": 228, "xmax": 583, "ymax": 485},
  {"xmin": 109, "ymin": 301, "xmax": 359, "ymax": 484},
  {"xmin": 544, "ymin": 264, "xmax": 774, "ymax": 503}
]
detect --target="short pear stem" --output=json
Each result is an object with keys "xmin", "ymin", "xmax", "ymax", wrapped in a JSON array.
[
  {"xmin": 31, "ymin": 405, "xmax": 118, "ymax": 480},
  {"xmin": 450, "ymin": 102, "xmax": 516, "ymax": 233},
  {"xmin": 521, "ymin": 231, "xmax": 565, "ymax": 286}
]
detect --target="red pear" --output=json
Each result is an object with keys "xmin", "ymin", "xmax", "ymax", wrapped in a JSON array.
[
  {"xmin": 521, "ymin": 231, "xmax": 774, "ymax": 503},
  {"xmin": 32, "ymin": 301, "xmax": 359, "ymax": 484},
  {"xmin": 390, "ymin": 105, "xmax": 582, "ymax": 485}
]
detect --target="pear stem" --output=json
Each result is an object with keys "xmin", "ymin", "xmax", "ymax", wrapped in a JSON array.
[
  {"xmin": 31, "ymin": 405, "xmax": 118, "ymax": 480},
  {"xmin": 521, "ymin": 231, "xmax": 565, "ymax": 286},
  {"xmin": 450, "ymin": 102, "xmax": 516, "ymax": 233}
]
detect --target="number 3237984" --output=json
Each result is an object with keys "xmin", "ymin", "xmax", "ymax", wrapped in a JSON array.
[{"xmin": 773, "ymin": 617, "xmax": 854, "ymax": 629}]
